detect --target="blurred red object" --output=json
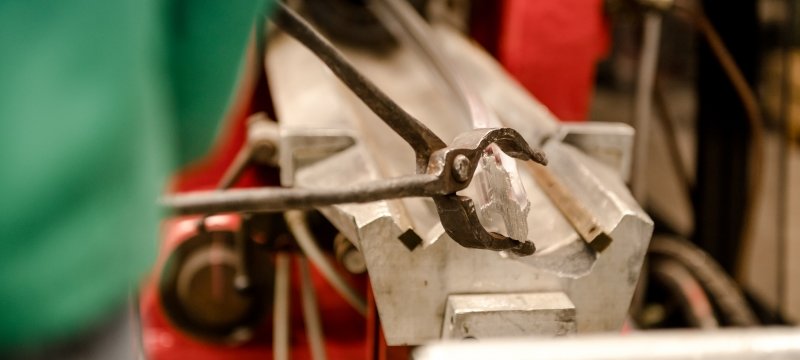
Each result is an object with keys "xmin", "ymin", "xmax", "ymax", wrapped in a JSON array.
[{"xmin": 472, "ymin": 0, "xmax": 610, "ymax": 121}]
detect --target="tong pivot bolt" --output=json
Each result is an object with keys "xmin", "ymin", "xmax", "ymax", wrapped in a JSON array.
[{"xmin": 452, "ymin": 154, "xmax": 472, "ymax": 182}]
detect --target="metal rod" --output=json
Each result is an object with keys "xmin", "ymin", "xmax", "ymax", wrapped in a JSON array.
[
  {"xmin": 299, "ymin": 257, "xmax": 327, "ymax": 360},
  {"xmin": 163, "ymin": 174, "xmax": 440, "ymax": 215},
  {"xmin": 527, "ymin": 163, "xmax": 611, "ymax": 252},
  {"xmin": 631, "ymin": 11, "xmax": 662, "ymax": 202},
  {"xmin": 233, "ymin": 219, "xmax": 250, "ymax": 291},
  {"xmin": 272, "ymin": 3, "xmax": 446, "ymax": 170},
  {"xmin": 273, "ymin": 253, "xmax": 291, "ymax": 360},
  {"xmin": 415, "ymin": 327, "xmax": 800, "ymax": 360},
  {"xmin": 285, "ymin": 210, "xmax": 367, "ymax": 316}
]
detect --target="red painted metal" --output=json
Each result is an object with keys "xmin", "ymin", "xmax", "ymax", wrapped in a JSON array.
[{"xmin": 472, "ymin": 0, "xmax": 610, "ymax": 121}]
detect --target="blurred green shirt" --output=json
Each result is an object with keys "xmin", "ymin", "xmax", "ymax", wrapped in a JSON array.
[{"xmin": 0, "ymin": 0, "xmax": 273, "ymax": 347}]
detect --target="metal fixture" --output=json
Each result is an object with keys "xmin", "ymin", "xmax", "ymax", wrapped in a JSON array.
[
  {"xmin": 442, "ymin": 292, "xmax": 576, "ymax": 340},
  {"xmin": 266, "ymin": 10, "xmax": 653, "ymax": 344}
]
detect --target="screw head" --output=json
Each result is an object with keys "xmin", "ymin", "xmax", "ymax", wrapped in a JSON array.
[{"xmin": 452, "ymin": 154, "xmax": 471, "ymax": 182}]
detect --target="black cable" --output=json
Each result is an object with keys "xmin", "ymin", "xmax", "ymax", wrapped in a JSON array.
[
  {"xmin": 650, "ymin": 258, "xmax": 719, "ymax": 329},
  {"xmin": 672, "ymin": 4, "xmax": 766, "ymax": 281},
  {"xmin": 648, "ymin": 235, "xmax": 759, "ymax": 326}
]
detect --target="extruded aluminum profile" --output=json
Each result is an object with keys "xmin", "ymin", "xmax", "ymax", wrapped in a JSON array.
[{"xmin": 266, "ymin": 23, "xmax": 652, "ymax": 345}]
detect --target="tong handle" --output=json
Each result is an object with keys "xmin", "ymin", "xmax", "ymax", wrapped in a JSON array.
[{"xmin": 273, "ymin": 4, "xmax": 446, "ymax": 172}]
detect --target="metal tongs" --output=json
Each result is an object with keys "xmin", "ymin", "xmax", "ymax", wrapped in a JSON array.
[{"xmin": 164, "ymin": 3, "xmax": 547, "ymax": 256}]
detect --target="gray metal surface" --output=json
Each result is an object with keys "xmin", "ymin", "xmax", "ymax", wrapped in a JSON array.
[
  {"xmin": 557, "ymin": 122, "xmax": 635, "ymax": 181},
  {"xmin": 266, "ymin": 21, "xmax": 652, "ymax": 345},
  {"xmin": 273, "ymin": 4, "xmax": 447, "ymax": 172},
  {"xmin": 441, "ymin": 292, "xmax": 576, "ymax": 340},
  {"xmin": 415, "ymin": 328, "xmax": 800, "ymax": 360}
]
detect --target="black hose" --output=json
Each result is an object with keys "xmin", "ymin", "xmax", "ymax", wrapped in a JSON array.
[
  {"xmin": 650, "ymin": 258, "xmax": 719, "ymax": 329},
  {"xmin": 648, "ymin": 235, "xmax": 759, "ymax": 326}
]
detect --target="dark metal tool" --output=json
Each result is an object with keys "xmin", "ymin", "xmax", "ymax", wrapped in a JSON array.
[{"xmin": 163, "ymin": 3, "xmax": 547, "ymax": 255}]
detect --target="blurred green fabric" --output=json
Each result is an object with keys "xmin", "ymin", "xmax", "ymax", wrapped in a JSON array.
[{"xmin": 0, "ymin": 0, "xmax": 274, "ymax": 347}]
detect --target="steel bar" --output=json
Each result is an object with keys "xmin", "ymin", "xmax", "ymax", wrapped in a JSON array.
[
  {"xmin": 163, "ymin": 174, "xmax": 440, "ymax": 215},
  {"xmin": 528, "ymin": 162, "xmax": 611, "ymax": 252},
  {"xmin": 285, "ymin": 210, "xmax": 368, "ymax": 316},
  {"xmin": 299, "ymin": 257, "xmax": 327, "ymax": 360},
  {"xmin": 272, "ymin": 3, "xmax": 446, "ymax": 171}
]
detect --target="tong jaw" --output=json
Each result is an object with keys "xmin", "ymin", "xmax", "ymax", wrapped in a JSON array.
[{"xmin": 425, "ymin": 128, "xmax": 547, "ymax": 256}]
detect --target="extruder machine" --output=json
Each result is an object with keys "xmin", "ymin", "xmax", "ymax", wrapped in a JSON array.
[{"xmin": 140, "ymin": 0, "xmax": 654, "ymax": 358}]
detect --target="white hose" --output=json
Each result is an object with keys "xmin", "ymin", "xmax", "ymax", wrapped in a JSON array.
[
  {"xmin": 300, "ymin": 257, "xmax": 327, "ymax": 360},
  {"xmin": 284, "ymin": 210, "xmax": 367, "ymax": 316}
]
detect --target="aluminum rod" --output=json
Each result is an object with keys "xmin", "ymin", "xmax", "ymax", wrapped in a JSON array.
[{"xmin": 415, "ymin": 327, "xmax": 800, "ymax": 360}]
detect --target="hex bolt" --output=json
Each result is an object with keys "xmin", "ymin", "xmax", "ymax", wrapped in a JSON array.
[{"xmin": 452, "ymin": 154, "xmax": 471, "ymax": 182}]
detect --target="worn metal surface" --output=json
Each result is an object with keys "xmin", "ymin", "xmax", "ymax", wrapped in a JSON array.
[
  {"xmin": 416, "ymin": 328, "xmax": 800, "ymax": 360},
  {"xmin": 441, "ymin": 292, "xmax": 576, "ymax": 340},
  {"xmin": 265, "ymin": 6, "xmax": 652, "ymax": 344}
]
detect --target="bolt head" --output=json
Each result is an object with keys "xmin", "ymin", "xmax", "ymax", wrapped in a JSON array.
[{"xmin": 452, "ymin": 154, "xmax": 471, "ymax": 182}]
